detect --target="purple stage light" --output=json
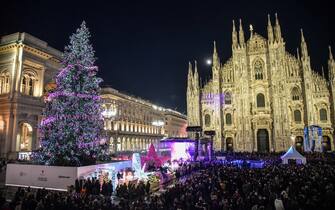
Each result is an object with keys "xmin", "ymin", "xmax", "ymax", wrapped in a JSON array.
[{"xmin": 160, "ymin": 138, "xmax": 195, "ymax": 161}]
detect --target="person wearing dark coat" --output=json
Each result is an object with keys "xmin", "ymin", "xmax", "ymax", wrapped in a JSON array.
[{"xmin": 75, "ymin": 179, "xmax": 80, "ymax": 193}]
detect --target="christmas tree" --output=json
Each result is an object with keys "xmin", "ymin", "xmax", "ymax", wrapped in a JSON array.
[
  {"xmin": 142, "ymin": 143, "xmax": 162, "ymax": 170},
  {"xmin": 33, "ymin": 21, "xmax": 108, "ymax": 166}
]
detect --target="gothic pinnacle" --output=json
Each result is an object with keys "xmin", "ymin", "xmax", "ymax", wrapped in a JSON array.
[
  {"xmin": 322, "ymin": 66, "xmax": 325, "ymax": 78},
  {"xmin": 329, "ymin": 46, "xmax": 333, "ymax": 60},
  {"xmin": 296, "ymin": 48, "xmax": 300, "ymax": 60},
  {"xmin": 213, "ymin": 41, "xmax": 217, "ymax": 55},
  {"xmin": 213, "ymin": 41, "xmax": 219, "ymax": 65},
  {"xmin": 239, "ymin": 18, "xmax": 245, "ymax": 45},
  {"xmin": 300, "ymin": 29, "xmax": 305, "ymax": 43},
  {"xmin": 274, "ymin": 13, "xmax": 282, "ymax": 42},
  {"xmin": 232, "ymin": 20, "xmax": 238, "ymax": 47},
  {"xmin": 275, "ymin": 13, "xmax": 279, "ymax": 25},
  {"xmin": 267, "ymin": 14, "xmax": 274, "ymax": 43}
]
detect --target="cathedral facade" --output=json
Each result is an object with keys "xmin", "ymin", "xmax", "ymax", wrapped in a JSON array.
[{"xmin": 187, "ymin": 14, "xmax": 335, "ymax": 152}]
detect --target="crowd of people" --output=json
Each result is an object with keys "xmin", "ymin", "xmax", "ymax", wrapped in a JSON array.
[
  {"xmin": 1, "ymin": 152, "xmax": 335, "ymax": 210},
  {"xmin": 73, "ymin": 178, "xmax": 113, "ymax": 196}
]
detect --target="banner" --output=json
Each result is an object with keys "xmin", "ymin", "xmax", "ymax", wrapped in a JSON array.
[{"xmin": 6, "ymin": 160, "xmax": 131, "ymax": 191}]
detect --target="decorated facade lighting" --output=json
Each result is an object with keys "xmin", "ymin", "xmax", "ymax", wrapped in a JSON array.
[{"xmin": 152, "ymin": 120, "xmax": 164, "ymax": 126}]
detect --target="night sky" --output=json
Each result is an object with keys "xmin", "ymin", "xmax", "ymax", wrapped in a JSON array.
[{"xmin": 1, "ymin": 0, "xmax": 334, "ymax": 114}]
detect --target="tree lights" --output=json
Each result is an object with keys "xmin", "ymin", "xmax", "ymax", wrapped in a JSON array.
[{"xmin": 33, "ymin": 21, "xmax": 109, "ymax": 166}]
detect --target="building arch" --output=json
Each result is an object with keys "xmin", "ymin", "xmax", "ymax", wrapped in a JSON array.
[
  {"xmin": 295, "ymin": 136, "xmax": 304, "ymax": 153},
  {"xmin": 0, "ymin": 70, "xmax": 10, "ymax": 94},
  {"xmin": 224, "ymin": 91, "xmax": 232, "ymax": 104},
  {"xmin": 293, "ymin": 110, "xmax": 302, "ymax": 123},
  {"xmin": 319, "ymin": 108, "xmax": 327, "ymax": 122},
  {"xmin": 204, "ymin": 114, "xmax": 211, "ymax": 127},
  {"xmin": 256, "ymin": 93, "xmax": 265, "ymax": 108},
  {"xmin": 21, "ymin": 69, "xmax": 38, "ymax": 96},
  {"xmin": 17, "ymin": 122, "xmax": 33, "ymax": 151},
  {"xmin": 225, "ymin": 113, "xmax": 232, "ymax": 125},
  {"xmin": 291, "ymin": 86, "xmax": 301, "ymax": 101},
  {"xmin": 257, "ymin": 129, "xmax": 269, "ymax": 152},
  {"xmin": 253, "ymin": 58, "xmax": 264, "ymax": 80},
  {"xmin": 226, "ymin": 137, "xmax": 233, "ymax": 151}
]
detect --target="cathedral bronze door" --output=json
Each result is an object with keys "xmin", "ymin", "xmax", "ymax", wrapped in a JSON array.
[
  {"xmin": 226, "ymin": 137, "xmax": 233, "ymax": 152},
  {"xmin": 295, "ymin": 136, "xmax": 304, "ymax": 153},
  {"xmin": 322, "ymin": 136, "xmax": 331, "ymax": 152},
  {"xmin": 257, "ymin": 129, "xmax": 269, "ymax": 153}
]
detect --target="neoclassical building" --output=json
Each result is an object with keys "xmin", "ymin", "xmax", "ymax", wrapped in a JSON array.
[
  {"xmin": 0, "ymin": 32, "xmax": 62, "ymax": 158},
  {"xmin": 101, "ymin": 87, "xmax": 187, "ymax": 153},
  {"xmin": 187, "ymin": 14, "xmax": 335, "ymax": 152}
]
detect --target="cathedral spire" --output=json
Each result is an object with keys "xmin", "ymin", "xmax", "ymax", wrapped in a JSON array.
[
  {"xmin": 249, "ymin": 24, "xmax": 254, "ymax": 39},
  {"xmin": 188, "ymin": 61, "xmax": 193, "ymax": 79},
  {"xmin": 329, "ymin": 46, "xmax": 334, "ymax": 61},
  {"xmin": 322, "ymin": 66, "xmax": 325, "ymax": 78},
  {"xmin": 274, "ymin": 13, "xmax": 282, "ymax": 42},
  {"xmin": 267, "ymin": 14, "xmax": 274, "ymax": 43},
  {"xmin": 296, "ymin": 48, "xmax": 300, "ymax": 60},
  {"xmin": 232, "ymin": 20, "xmax": 238, "ymax": 48},
  {"xmin": 329, "ymin": 46, "xmax": 335, "ymax": 81},
  {"xmin": 300, "ymin": 29, "xmax": 309, "ymax": 59},
  {"xmin": 194, "ymin": 60, "xmax": 198, "ymax": 77},
  {"xmin": 239, "ymin": 19, "xmax": 245, "ymax": 47},
  {"xmin": 213, "ymin": 41, "xmax": 220, "ymax": 66},
  {"xmin": 187, "ymin": 61, "xmax": 193, "ymax": 91},
  {"xmin": 193, "ymin": 60, "xmax": 200, "ymax": 90}
]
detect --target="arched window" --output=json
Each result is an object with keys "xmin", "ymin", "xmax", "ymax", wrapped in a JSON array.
[
  {"xmin": 19, "ymin": 123, "xmax": 33, "ymax": 151},
  {"xmin": 294, "ymin": 110, "xmax": 302, "ymax": 123},
  {"xmin": 205, "ymin": 114, "xmax": 211, "ymax": 127},
  {"xmin": 0, "ymin": 70, "xmax": 10, "ymax": 94},
  {"xmin": 256, "ymin": 93, "xmax": 265, "ymax": 108},
  {"xmin": 226, "ymin": 113, "xmax": 232, "ymax": 125},
  {"xmin": 20, "ymin": 70, "xmax": 37, "ymax": 96},
  {"xmin": 254, "ymin": 60, "xmax": 264, "ymax": 80},
  {"xmin": 291, "ymin": 87, "xmax": 300, "ymax": 101},
  {"xmin": 320, "ymin": 108, "xmax": 327, "ymax": 121},
  {"xmin": 225, "ymin": 92, "xmax": 232, "ymax": 104}
]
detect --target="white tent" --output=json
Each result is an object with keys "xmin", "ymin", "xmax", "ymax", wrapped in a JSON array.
[{"xmin": 281, "ymin": 146, "xmax": 307, "ymax": 164}]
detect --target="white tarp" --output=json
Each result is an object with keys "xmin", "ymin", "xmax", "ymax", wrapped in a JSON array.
[
  {"xmin": 5, "ymin": 160, "xmax": 131, "ymax": 191},
  {"xmin": 281, "ymin": 146, "xmax": 306, "ymax": 164}
]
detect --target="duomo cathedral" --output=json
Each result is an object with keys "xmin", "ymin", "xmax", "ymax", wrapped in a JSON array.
[{"xmin": 187, "ymin": 14, "xmax": 335, "ymax": 152}]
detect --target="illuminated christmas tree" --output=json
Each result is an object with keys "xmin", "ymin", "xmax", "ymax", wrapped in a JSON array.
[
  {"xmin": 142, "ymin": 143, "xmax": 162, "ymax": 170},
  {"xmin": 33, "ymin": 21, "xmax": 108, "ymax": 166}
]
